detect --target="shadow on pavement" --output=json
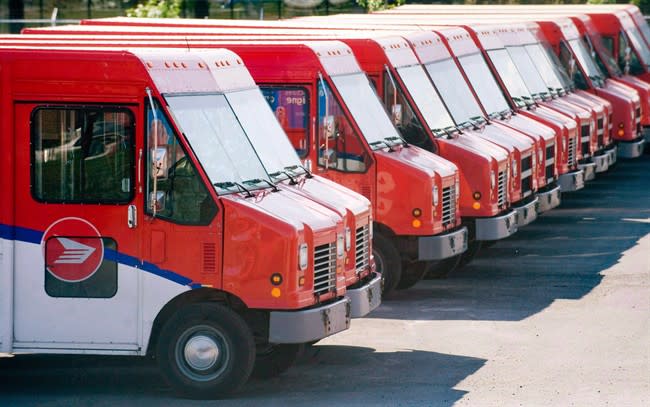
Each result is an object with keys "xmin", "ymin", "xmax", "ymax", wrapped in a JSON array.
[
  {"xmin": 0, "ymin": 346, "xmax": 486, "ymax": 406},
  {"xmin": 376, "ymin": 155, "xmax": 650, "ymax": 322}
]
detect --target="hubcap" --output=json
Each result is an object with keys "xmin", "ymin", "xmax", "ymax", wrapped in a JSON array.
[{"xmin": 184, "ymin": 335, "xmax": 220, "ymax": 371}]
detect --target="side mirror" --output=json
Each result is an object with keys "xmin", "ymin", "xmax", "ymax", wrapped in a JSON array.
[
  {"xmin": 391, "ymin": 104, "xmax": 403, "ymax": 127},
  {"xmin": 323, "ymin": 115, "xmax": 336, "ymax": 139},
  {"xmin": 151, "ymin": 146, "xmax": 169, "ymax": 179},
  {"xmin": 149, "ymin": 191, "xmax": 167, "ymax": 213}
]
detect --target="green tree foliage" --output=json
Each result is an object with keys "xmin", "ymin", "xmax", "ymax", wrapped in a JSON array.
[
  {"xmin": 126, "ymin": 0, "xmax": 182, "ymax": 18},
  {"xmin": 356, "ymin": 0, "xmax": 405, "ymax": 13}
]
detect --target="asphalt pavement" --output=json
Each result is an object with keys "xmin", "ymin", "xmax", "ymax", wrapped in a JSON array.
[{"xmin": 1, "ymin": 154, "xmax": 649, "ymax": 406}]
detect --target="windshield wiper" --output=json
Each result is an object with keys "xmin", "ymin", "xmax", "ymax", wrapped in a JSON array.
[
  {"xmin": 269, "ymin": 170, "xmax": 298, "ymax": 185},
  {"xmin": 213, "ymin": 181, "xmax": 254, "ymax": 198},
  {"xmin": 243, "ymin": 178, "xmax": 279, "ymax": 193},
  {"xmin": 368, "ymin": 140, "xmax": 394, "ymax": 151},
  {"xmin": 384, "ymin": 136, "xmax": 409, "ymax": 148},
  {"xmin": 285, "ymin": 164, "xmax": 313, "ymax": 179}
]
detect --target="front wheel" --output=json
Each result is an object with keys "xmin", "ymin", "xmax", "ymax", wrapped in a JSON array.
[
  {"xmin": 373, "ymin": 233, "xmax": 402, "ymax": 296},
  {"xmin": 396, "ymin": 261, "xmax": 428, "ymax": 290},
  {"xmin": 251, "ymin": 343, "xmax": 303, "ymax": 379},
  {"xmin": 156, "ymin": 303, "xmax": 255, "ymax": 399}
]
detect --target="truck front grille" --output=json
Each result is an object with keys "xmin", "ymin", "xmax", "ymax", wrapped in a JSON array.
[
  {"xmin": 521, "ymin": 155, "xmax": 532, "ymax": 173},
  {"xmin": 497, "ymin": 170, "xmax": 507, "ymax": 207},
  {"xmin": 314, "ymin": 242, "xmax": 337, "ymax": 296},
  {"xmin": 521, "ymin": 155, "xmax": 533, "ymax": 197},
  {"xmin": 546, "ymin": 143, "xmax": 555, "ymax": 183},
  {"xmin": 568, "ymin": 135, "xmax": 576, "ymax": 166},
  {"xmin": 355, "ymin": 224, "xmax": 370, "ymax": 275},
  {"xmin": 581, "ymin": 124, "xmax": 590, "ymax": 157},
  {"xmin": 597, "ymin": 117, "xmax": 604, "ymax": 147},
  {"xmin": 441, "ymin": 185, "xmax": 456, "ymax": 226}
]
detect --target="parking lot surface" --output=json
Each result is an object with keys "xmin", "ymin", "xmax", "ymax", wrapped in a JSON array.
[{"xmin": 1, "ymin": 155, "xmax": 649, "ymax": 406}]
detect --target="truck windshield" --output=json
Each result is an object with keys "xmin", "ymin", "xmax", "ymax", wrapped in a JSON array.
[
  {"xmin": 626, "ymin": 27, "xmax": 650, "ymax": 67},
  {"xmin": 165, "ymin": 93, "xmax": 271, "ymax": 195},
  {"xmin": 423, "ymin": 58, "xmax": 484, "ymax": 124},
  {"xmin": 506, "ymin": 45, "xmax": 552, "ymax": 97},
  {"xmin": 568, "ymin": 38, "xmax": 606, "ymax": 82},
  {"xmin": 225, "ymin": 88, "xmax": 305, "ymax": 181},
  {"xmin": 330, "ymin": 72, "xmax": 403, "ymax": 149},
  {"xmin": 486, "ymin": 48, "xmax": 533, "ymax": 108},
  {"xmin": 395, "ymin": 64, "xmax": 456, "ymax": 131},
  {"xmin": 524, "ymin": 43, "xmax": 566, "ymax": 90},
  {"xmin": 458, "ymin": 52, "xmax": 511, "ymax": 115},
  {"xmin": 539, "ymin": 42, "xmax": 574, "ymax": 89},
  {"xmin": 585, "ymin": 33, "xmax": 622, "ymax": 77}
]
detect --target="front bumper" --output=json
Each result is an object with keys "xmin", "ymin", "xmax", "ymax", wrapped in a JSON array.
[
  {"xmin": 617, "ymin": 138, "xmax": 645, "ymax": 158},
  {"xmin": 593, "ymin": 152, "xmax": 610, "ymax": 173},
  {"xmin": 347, "ymin": 272, "xmax": 382, "ymax": 318},
  {"xmin": 269, "ymin": 297, "xmax": 351, "ymax": 344},
  {"xmin": 606, "ymin": 145, "xmax": 617, "ymax": 166},
  {"xmin": 513, "ymin": 196, "xmax": 539, "ymax": 228},
  {"xmin": 558, "ymin": 169, "xmax": 585, "ymax": 192},
  {"xmin": 536, "ymin": 184, "xmax": 561, "ymax": 213},
  {"xmin": 578, "ymin": 162, "xmax": 596, "ymax": 181},
  {"xmin": 417, "ymin": 226, "xmax": 468, "ymax": 261},
  {"xmin": 474, "ymin": 209, "xmax": 518, "ymax": 241}
]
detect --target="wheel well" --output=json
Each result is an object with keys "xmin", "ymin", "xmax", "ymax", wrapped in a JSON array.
[
  {"xmin": 373, "ymin": 222, "xmax": 395, "ymax": 239},
  {"xmin": 146, "ymin": 288, "xmax": 248, "ymax": 356}
]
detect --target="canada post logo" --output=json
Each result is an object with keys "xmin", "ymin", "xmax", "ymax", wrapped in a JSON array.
[{"xmin": 42, "ymin": 218, "xmax": 104, "ymax": 283}]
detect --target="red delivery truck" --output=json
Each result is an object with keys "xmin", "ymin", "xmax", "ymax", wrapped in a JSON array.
[{"xmin": 0, "ymin": 46, "xmax": 369, "ymax": 398}]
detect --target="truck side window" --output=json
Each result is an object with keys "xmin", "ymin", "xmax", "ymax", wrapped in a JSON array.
[
  {"xmin": 559, "ymin": 42, "xmax": 588, "ymax": 90},
  {"xmin": 618, "ymin": 31, "xmax": 643, "ymax": 75},
  {"xmin": 145, "ymin": 104, "xmax": 217, "ymax": 225},
  {"xmin": 383, "ymin": 73, "xmax": 431, "ymax": 151},
  {"xmin": 260, "ymin": 87, "xmax": 309, "ymax": 158},
  {"xmin": 317, "ymin": 80, "xmax": 369, "ymax": 173},
  {"xmin": 31, "ymin": 107, "xmax": 134, "ymax": 203}
]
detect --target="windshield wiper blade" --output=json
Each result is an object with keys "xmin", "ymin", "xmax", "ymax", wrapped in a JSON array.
[
  {"xmin": 243, "ymin": 178, "xmax": 279, "ymax": 193},
  {"xmin": 369, "ymin": 140, "xmax": 394, "ymax": 151},
  {"xmin": 213, "ymin": 181, "xmax": 254, "ymax": 198},
  {"xmin": 384, "ymin": 136, "xmax": 409, "ymax": 148},
  {"xmin": 270, "ymin": 170, "xmax": 298, "ymax": 185},
  {"xmin": 284, "ymin": 164, "xmax": 313, "ymax": 179}
]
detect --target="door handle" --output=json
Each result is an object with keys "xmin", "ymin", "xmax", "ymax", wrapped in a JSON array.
[{"xmin": 128, "ymin": 205, "xmax": 137, "ymax": 229}]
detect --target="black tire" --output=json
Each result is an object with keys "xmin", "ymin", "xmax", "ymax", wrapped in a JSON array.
[
  {"xmin": 373, "ymin": 233, "xmax": 402, "ymax": 296},
  {"xmin": 396, "ymin": 261, "xmax": 428, "ymax": 290},
  {"xmin": 424, "ymin": 255, "xmax": 462, "ymax": 279},
  {"xmin": 457, "ymin": 241, "xmax": 482, "ymax": 270},
  {"xmin": 156, "ymin": 303, "xmax": 255, "ymax": 399},
  {"xmin": 251, "ymin": 343, "xmax": 303, "ymax": 379}
]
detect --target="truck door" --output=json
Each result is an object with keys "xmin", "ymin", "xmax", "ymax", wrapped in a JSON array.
[{"xmin": 12, "ymin": 103, "xmax": 142, "ymax": 351}]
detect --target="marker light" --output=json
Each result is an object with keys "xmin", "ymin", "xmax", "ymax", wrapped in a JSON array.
[
  {"xmin": 433, "ymin": 185, "xmax": 439, "ymax": 206},
  {"xmin": 473, "ymin": 191, "xmax": 482, "ymax": 200},
  {"xmin": 337, "ymin": 234, "xmax": 344, "ymax": 258},
  {"xmin": 271, "ymin": 288, "xmax": 281, "ymax": 298},
  {"xmin": 345, "ymin": 227, "xmax": 351, "ymax": 251},
  {"xmin": 270, "ymin": 273, "xmax": 283, "ymax": 286},
  {"xmin": 299, "ymin": 243, "xmax": 308, "ymax": 271},
  {"xmin": 298, "ymin": 274, "xmax": 305, "ymax": 287},
  {"xmin": 412, "ymin": 208, "xmax": 422, "ymax": 217},
  {"xmin": 412, "ymin": 219, "xmax": 422, "ymax": 228},
  {"xmin": 472, "ymin": 202, "xmax": 481, "ymax": 210}
]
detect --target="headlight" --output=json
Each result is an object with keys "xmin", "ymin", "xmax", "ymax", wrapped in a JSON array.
[
  {"xmin": 512, "ymin": 159, "xmax": 518, "ymax": 178},
  {"xmin": 537, "ymin": 148, "xmax": 542, "ymax": 166},
  {"xmin": 433, "ymin": 185, "xmax": 439, "ymax": 207},
  {"xmin": 562, "ymin": 137, "xmax": 567, "ymax": 152},
  {"xmin": 455, "ymin": 178, "xmax": 460, "ymax": 200},
  {"xmin": 345, "ymin": 227, "xmax": 351, "ymax": 251},
  {"xmin": 337, "ymin": 234, "xmax": 344, "ymax": 258},
  {"xmin": 490, "ymin": 170, "xmax": 496, "ymax": 190},
  {"xmin": 299, "ymin": 243, "xmax": 308, "ymax": 271},
  {"xmin": 369, "ymin": 220, "xmax": 373, "ymax": 239}
]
